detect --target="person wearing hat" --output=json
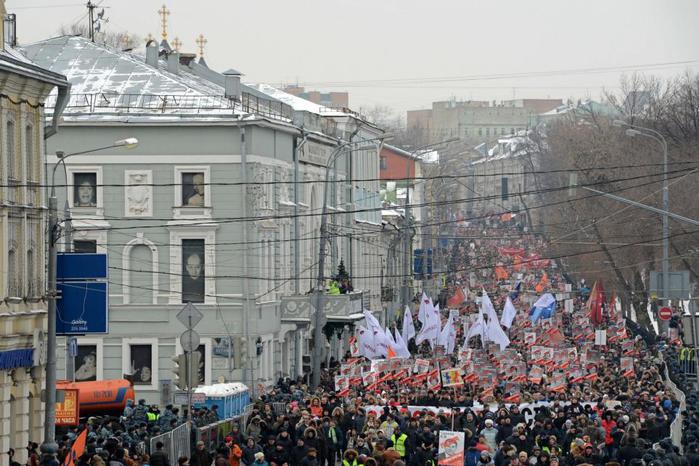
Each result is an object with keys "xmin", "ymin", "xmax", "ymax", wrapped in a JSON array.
[
  {"xmin": 390, "ymin": 424, "xmax": 408, "ymax": 459},
  {"xmin": 480, "ymin": 419, "xmax": 498, "ymax": 453},
  {"xmin": 191, "ymin": 441, "xmax": 212, "ymax": 466},
  {"xmin": 343, "ymin": 450, "xmax": 359, "ymax": 466},
  {"xmin": 252, "ymin": 452, "xmax": 268, "ymax": 466},
  {"xmin": 301, "ymin": 449, "xmax": 319, "ymax": 466}
]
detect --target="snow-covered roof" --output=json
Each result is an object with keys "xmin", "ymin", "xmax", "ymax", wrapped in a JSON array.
[
  {"xmin": 0, "ymin": 44, "xmax": 68, "ymax": 88},
  {"xmin": 471, "ymin": 133, "xmax": 532, "ymax": 165},
  {"xmin": 21, "ymin": 36, "xmax": 244, "ymax": 119},
  {"xmin": 250, "ymin": 83, "xmax": 347, "ymax": 116},
  {"xmin": 194, "ymin": 382, "xmax": 248, "ymax": 397}
]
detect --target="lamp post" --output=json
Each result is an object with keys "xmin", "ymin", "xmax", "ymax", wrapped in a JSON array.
[
  {"xmin": 311, "ymin": 135, "xmax": 390, "ymax": 388},
  {"xmin": 613, "ymin": 120, "xmax": 670, "ymax": 325},
  {"xmin": 41, "ymin": 138, "xmax": 139, "ymax": 462}
]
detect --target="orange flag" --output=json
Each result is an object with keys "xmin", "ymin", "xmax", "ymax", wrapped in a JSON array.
[
  {"xmin": 535, "ymin": 272, "xmax": 549, "ymax": 294},
  {"xmin": 447, "ymin": 287, "xmax": 465, "ymax": 308},
  {"xmin": 387, "ymin": 346, "xmax": 396, "ymax": 359},
  {"xmin": 62, "ymin": 429, "xmax": 87, "ymax": 466},
  {"xmin": 495, "ymin": 266, "xmax": 509, "ymax": 281}
]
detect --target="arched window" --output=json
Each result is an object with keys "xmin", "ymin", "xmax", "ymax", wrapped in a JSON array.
[{"xmin": 129, "ymin": 245, "xmax": 153, "ymax": 304}]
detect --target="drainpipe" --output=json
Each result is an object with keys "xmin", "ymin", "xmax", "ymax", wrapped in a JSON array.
[
  {"xmin": 44, "ymin": 82, "xmax": 71, "ymax": 139},
  {"xmin": 293, "ymin": 131, "xmax": 308, "ymax": 294}
]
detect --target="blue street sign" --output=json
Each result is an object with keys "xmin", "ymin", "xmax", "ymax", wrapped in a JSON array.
[
  {"xmin": 57, "ymin": 253, "xmax": 108, "ymax": 281},
  {"xmin": 56, "ymin": 281, "xmax": 109, "ymax": 335}
]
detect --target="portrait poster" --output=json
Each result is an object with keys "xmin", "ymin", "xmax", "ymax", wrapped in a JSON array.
[
  {"xmin": 438, "ymin": 431, "xmax": 465, "ymax": 466},
  {"xmin": 129, "ymin": 344, "xmax": 153, "ymax": 385},
  {"xmin": 334, "ymin": 375, "xmax": 349, "ymax": 392},
  {"xmin": 73, "ymin": 172, "xmax": 97, "ymax": 207},
  {"xmin": 74, "ymin": 345, "xmax": 97, "ymax": 382},
  {"xmin": 182, "ymin": 172, "xmax": 205, "ymax": 207},
  {"xmin": 620, "ymin": 357, "xmax": 635, "ymax": 377},
  {"xmin": 182, "ymin": 239, "xmax": 205, "ymax": 303}
]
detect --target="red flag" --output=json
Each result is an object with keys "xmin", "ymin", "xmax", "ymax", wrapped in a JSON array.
[
  {"xmin": 587, "ymin": 281, "xmax": 606, "ymax": 327},
  {"xmin": 503, "ymin": 393, "xmax": 520, "ymax": 403},
  {"xmin": 447, "ymin": 287, "xmax": 465, "ymax": 308},
  {"xmin": 62, "ymin": 429, "xmax": 87, "ymax": 466}
]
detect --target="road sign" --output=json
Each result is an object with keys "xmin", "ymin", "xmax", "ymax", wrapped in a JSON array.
[
  {"xmin": 56, "ymin": 281, "xmax": 108, "ymax": 334},
  {"xmin": 650, "ymin": 271, "xmax": 691, "ymax": 300},
  {"xmin": 180, "ymin": 329, "xmax": 200, "ymax": 352},
  {"xmin": 177, "ymin": 302, "xmax": 203, "ymax": 329},
  {"xmin": 659, "ymin": 307, "xmax": 673, "ymax": 321},
  {"xmin": 174, "ymin": 391, "xmax": 205, "ymax": 405}
]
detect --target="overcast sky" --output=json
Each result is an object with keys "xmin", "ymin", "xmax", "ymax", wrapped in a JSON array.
[{"xmin": 8, "ymin": 0, "xmax": 699, "ymax": 115}]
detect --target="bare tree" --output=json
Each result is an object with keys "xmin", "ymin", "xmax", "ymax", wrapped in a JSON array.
[{"xmin": 58, "ymin": 23, "xmax": 142, "ymax": 51}]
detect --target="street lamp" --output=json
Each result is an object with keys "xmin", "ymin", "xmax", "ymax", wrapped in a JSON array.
[
  {"xmin": 42, "ymin": 138, "xmax": 139, "ymax": 462},
  {"xmin": 614, "ymin": 119, "xmax": 671, "ymax": 324}
]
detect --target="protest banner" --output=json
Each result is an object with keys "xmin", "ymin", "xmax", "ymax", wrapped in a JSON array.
[{"xmin": 438, "ymin": 431, "xmax": 465, "ymax": 466}]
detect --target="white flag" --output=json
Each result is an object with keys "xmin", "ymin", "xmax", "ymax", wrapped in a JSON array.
[
  {"xmin": 393, "ymin": 328, "xmax": 412, "ymax": 359},
  {"xmin": 415, "ymin": 300, "xmax": 441, "ymax": 348},
  {"xmin": 357, "ymin": 326, "xmax": 381, "ymax": 359},
  {"xmin": 500, "ymin": 297, "xmax": 517, "ymax": 329},
  {"xmin": 402, "ymin": 306, "xmax": 416, "ymax": 343},
  {"xmin": 438, "ymin": 310, "xmax": 458, "ymax": 354},
  {"xmin": 418, "ymin": 292, "xmax": 431, "ymax": 324},
  {"xmin": 482, "ymin": 290, "xmax": 510, "ymax": 351},
  {"xmin": 363, "ymin": 309, "xmax": 390, "ymax": 357}
]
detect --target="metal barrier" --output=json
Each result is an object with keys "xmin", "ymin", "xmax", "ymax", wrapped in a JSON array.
[
  {"xmin": 149, "ymin": 423, "xmax": 191, "ymax": 466},
  {"xmin": 664, "ymin": 356, "xmax": 686, "ymax": 453},
  {"xmin": 195, "ymin": 404, "xmax": 255, "ymax": 452},
  {"xmin": 271, "ymin": 402, "xmax": 287, "ymax": 416},
  {"xmin": 679, "ymin": 346, "xmax": 697, "ymax": 377}
]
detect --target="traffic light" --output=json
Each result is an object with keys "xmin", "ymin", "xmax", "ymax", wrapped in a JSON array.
[
  {"xmin": 302, "ymin": 355, "xmax": 311, "ymax": 374},
  {"xmin": 171, "ymin": 354, "xmax": 188, "ymax": 390},
  {"xmin": 189, "ymin": 350, "xmax": 201, "ymax": 388}
]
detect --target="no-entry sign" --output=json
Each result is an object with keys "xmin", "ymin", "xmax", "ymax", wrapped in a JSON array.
[{"xmin": 659, "ymin": 307, "xmax": 673, "ymax": 321}]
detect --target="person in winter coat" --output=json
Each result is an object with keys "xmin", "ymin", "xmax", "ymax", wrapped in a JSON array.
[
  {"xmin": 290, "ymin": 438, "xmax": 308, "ymax": 466},
  {"xmin": 228, "ymin": 444, "xmax": 243, "ymax": 466},
  {"xmin": 268, "ymin": 444, "xmax": 290, "ymax": 466},
  {"xmin": 243, "ymin": 439, "xmax": 264, "ymax": 466},
  {"xmin": 300, "ymin": 449, "xmax": 319, "ymax": 466},
  {"xmin": 252, "ymin": 452, "xmax": 269, "ymax": 466},
  {"xmin": 247, "ymin": 418, "xmax": 264, "ymax": 443},
  {"xmin": 479, "ymin": 420, "xmax": 498, "ymax": 453},
  {"xmin": 191, "ymin": 442, "xmax": 212, "ymax": 466}
]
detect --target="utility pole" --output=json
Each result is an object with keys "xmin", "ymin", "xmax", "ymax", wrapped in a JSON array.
[
  {"xmin": 240, "ymin": 125, "xmax": 253, "ymax": 394},
  {"xmin": 87, "ymin": 1, "xmax": 96, "ymax": 42},
  {"xmin": 40, "ymin": 184, "xmax": 59, "ymax": 464}
]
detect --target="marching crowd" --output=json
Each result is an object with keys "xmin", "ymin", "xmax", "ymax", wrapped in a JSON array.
[{"xmin": 45, "ymin": 214, "xmax": 693, "ymax": 466}]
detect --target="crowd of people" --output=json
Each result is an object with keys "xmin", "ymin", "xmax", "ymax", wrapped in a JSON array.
[{"xmin": 47, "ymin": 214, "xmax": 691, "ymax": 466}]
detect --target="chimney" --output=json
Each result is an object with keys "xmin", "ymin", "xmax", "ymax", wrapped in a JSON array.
[
  {"xmin": 145, "ymin": 40, "xmax": 158, "ymax": 67},
  {"xmin": 223, "ymin": 68, "xmax": 243, "ymax": 100},
  {"xmin": 4, "ymin": 13, "xmax": 16, "ymax": 48},
  {"xmin": 167, "ymin": 51, "xmax": 180, "ymax": 75}
]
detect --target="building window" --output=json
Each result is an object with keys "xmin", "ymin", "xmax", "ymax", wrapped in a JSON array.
[
  {"xmin": 75, "ymin": 345, "xmax": 98, "ymax": 381},
  {"xmin": 7, "ymin": 120, "xmax": 16, "ymax": 177},
  {"xmin": 478, "ymin": 128, "xmax": 483, "ymax": 136},
  {"xmin": 486, "ymin": 128, "xmax": 490, "ymax": 136},
  {"xmin": 510, "ymin": 128, "xmax": 515, "ymax": 134},
  {"xmin": 73, "ymin": 172, "xmax": 97, "ymax": 207},
  {"xmin": 25, "ymin": 125, "xmax": 34, "ymax": 178},
  {"xmin": 181, "ymin": 172, "xmax": 205, "ymax": 207},
  {"xmin": 182, "ymin": 239, "xmax": 205, "ymax": 303},
  {"xmin": 380, "ymin": 156, "xmax": 387, "ymax": 170},
  {"xmin": 128, "ymin": 344, "xmax": 154, "ymax": 386},
  {"xmin": 74, "ymin": 240, "xmax": 98, "ymax": 253},
  {"xmin": 501, "ymin": 177, "xmax": 509, "ymax": 201}
]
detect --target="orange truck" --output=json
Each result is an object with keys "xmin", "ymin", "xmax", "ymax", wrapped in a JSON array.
[{"xmin": 57, "ymin": 379, "xmax": 135, "ymax": 417}]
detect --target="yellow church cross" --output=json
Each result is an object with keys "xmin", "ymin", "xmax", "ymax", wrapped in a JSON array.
[
  {"xmin": 158, "ymin": 4, "xmax": 170, "ymax": 40},
  {"xmin": 172, "ymin": 37, "xmax": 182, "ymax": 52}
]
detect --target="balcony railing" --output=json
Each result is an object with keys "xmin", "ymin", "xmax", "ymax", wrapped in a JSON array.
[{"xmin": 280, "ymin": 291, "xmax": 365, "ymax": 322}]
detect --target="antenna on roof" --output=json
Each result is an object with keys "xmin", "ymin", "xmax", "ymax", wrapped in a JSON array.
[{"xmin": 86, "ymin": 1, "xmax": 109, "ymax": 43}]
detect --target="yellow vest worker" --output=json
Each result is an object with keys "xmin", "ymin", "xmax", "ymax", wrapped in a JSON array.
[{"xmin": 391, "ymin": 432, "xmax": 408, "ymax": 458}]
